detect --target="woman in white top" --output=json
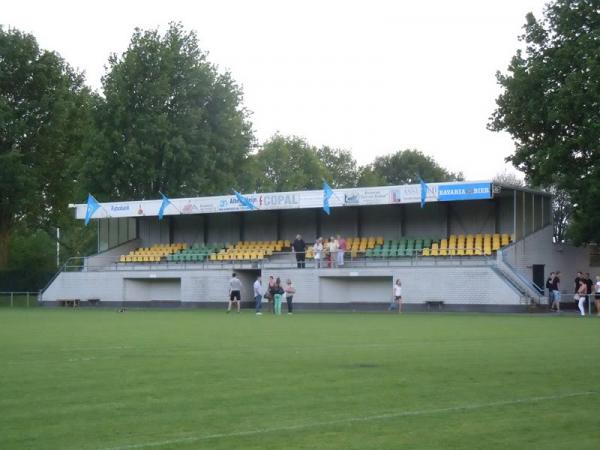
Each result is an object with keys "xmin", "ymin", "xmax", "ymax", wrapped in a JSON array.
[
  {"xmin": 577, "ymin": 279, "xmax": 587, "ymax": 316},
  {"xmin": 284, "ymin": 279, "xmax": 296, "ymax": 314},
  {"xmin": 328, "ymin": 236, "xmax": 338, "ymax": 268},
  {"xmin": 314, "ymin": 238, "xmax": 324, "ymax": 269},
  {"xmin": 393, "ymin": 279, "xmax": 402, "ymax": 314}
]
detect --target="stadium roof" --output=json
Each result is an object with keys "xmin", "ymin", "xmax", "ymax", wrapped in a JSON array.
[{"xmin": 71, "ymin": 180, "xmax": 549, "ymax": 220}]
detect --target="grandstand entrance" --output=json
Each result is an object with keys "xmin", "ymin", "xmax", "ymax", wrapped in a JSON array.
[
  {"xmin": 233, "ymin": 269, "xmax": 261, "ymax": 304},
  {"xmin": 124, "ymin": 277, "xmax": 181, "ymax": 305},
  {"xmin": 319, "ymin": 275, "xmax": 392, "ymax": 304}
]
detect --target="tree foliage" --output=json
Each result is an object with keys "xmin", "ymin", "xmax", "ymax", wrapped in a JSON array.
[
  {"xmin": 364, "ymin": 149, "xmax": 463, "ymax": 186},
  {"xmin": 247, "ymin": 135, "xmax": 327, "ymax": 192},
  {"xmin": 82, "ymin": 23, "xmax": 253, "ymax": 200},
  {"xmin": 317, "ymin": 146, "xmax": 360, "ymax": 188},
  {"xmin": 0, "ymin": 27, "xmax": 91, "ymax": 267},
  {"xmin": 489, "ymin": 0, "xmax": 600, "ymax": 244}
]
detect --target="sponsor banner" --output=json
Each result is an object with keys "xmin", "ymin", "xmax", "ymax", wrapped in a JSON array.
[
  {"xmin": 392, "ymin": 184, "xmax": 438, "ymax": 204},
  {"xmin": 437, "ymin": 182, "xmax": 492, "ymax": 201},
  {"xmin": 73, "ymin": 181, "xmax": 493, "ymax": 219}
]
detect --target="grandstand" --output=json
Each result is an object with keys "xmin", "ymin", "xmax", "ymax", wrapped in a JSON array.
[{"xmin": 41, "ymin": 180, "xmax": 594, "ymax": 311}]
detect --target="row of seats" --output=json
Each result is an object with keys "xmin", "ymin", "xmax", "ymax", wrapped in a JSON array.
[
  {"xmin": 305, "ymin": 236, "xmax": 384, "ymax": 259},
  {"xmin": 208, "ymin": 239, "xmax": 292, "ymax": 262},
  {"xmin": 119, "ymin": 243, "xmax": 186, "ymax": 263},
  {"xmin": 422, "ymin": 234, "xmax": 512, "ymax": 256},
  {"xmin": 166, "ymin": 243, "xmax": 224, "ymax": 262},
  {"xmin": 118, "ymin": 233, "xmax": 514, "ymax": 263}
]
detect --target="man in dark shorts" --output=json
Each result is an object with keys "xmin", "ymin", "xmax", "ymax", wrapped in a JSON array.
[
  {"xmin": 292, "ymin": 234, "xmax": 306, "ymax": 268},
  {"xmin": 546, "ymin": 272, "xmax": 555, "ymax": 309},
  {"xmin": 584, "ymin": 273, "xmax": 593, "ymax": 313},
  {"xmin": 551, "ymin": 271, "xmax": 561, "ymax": 312},
  {"xmin": 227, "ymin": 272, "xmax": 242, "ymax": 313}
]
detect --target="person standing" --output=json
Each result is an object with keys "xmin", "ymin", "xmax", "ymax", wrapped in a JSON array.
[
  {"xmin": 546, "ymin": 272, "xmax": 555, "ymax": 310},
  {"xmin": 551, "ymin": 271, "xmax": 561, "ymax": 312},
  {"xmin": 227, "ymin": 272, "xmax": 242, "ymax": 313},
  {"xmin": 576, "ymin": 279, "xmax": 587, "ymax": 316},
  {"xmin": 273, "ymin": 277, "xmax": 285, "ymax": 315},
  {"xmin": 574, "ymin": 271, "xmax": 582, "ymax": 295},
  {"xmin": 337, "ymin": 235, "xmax": 346, "ymax": 267},
  {"xmin": 284, "ymin": 278, "xmax": 296, "ymax": 314},
  {"xmin": 585, "ymin": 273, "xmax": 593, "ymax": 313},
  {"xmin": 266, "ymin": 275, "xmax": 276, "ymax": 314},
  {"xmin": 292, "ymin": 234, "xmax": 306, "ymax": 269},
  {"xmin": 328, "ymin": 236, "xmax": 338, "ymax": 268},
  {"xmin": 314, "ymin": 237, "xmax": 324, "ymax": 269},
  {"xmin": 253, "ymin": 275, "xmax": 263, "ymax": 315},
  {"xmin": 393, "ymin": 279, "xmax": 403, "ymax": 314},
  {"xmin": 595, "ymin": 275, "xmax": 600, "ymax": 316}
]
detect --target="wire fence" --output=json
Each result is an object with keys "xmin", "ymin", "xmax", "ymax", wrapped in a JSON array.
[{"xmin": 0, "ymin": 292, "xmax": 40, "ymax": 308}]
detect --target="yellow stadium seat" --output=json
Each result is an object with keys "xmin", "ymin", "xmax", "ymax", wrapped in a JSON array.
[
  {"xmin": 448, "ymin": 235, "xmax": 457, "ymax": 256},
  {"xmin": 431, "ymin": 243, "xmax": 439, "ymax": 256},
  {"xmin": 440, "ymin": 239, "xmax": 448, "ymax": 256},
  {"xmin": 465, "ymin": 235, "xmax": 474, "ymax": 255},
  {"xmin": 422, "ymin": 248, "xmax": 431, "ymax": 256}
]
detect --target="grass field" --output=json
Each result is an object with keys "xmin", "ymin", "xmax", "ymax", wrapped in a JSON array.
[{"xmin": 1, "ymin": 309, "xmax": 599, "ymax": 450}]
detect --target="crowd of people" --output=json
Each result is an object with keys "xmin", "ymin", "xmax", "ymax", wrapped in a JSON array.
[
  {"xmin": 546, "ymin": 271, "xmax": 600, "ymax": 316},
  {"xmin": 292, "ymin": 234, "xmax": 348, "ymax": 269},
  {"xmin": 227, "ymin": 272, "xmax": 296, "ymax": 315},
  {"xmin": 227, "ymin": 271, "xmax": 404, "ymax": 315}
]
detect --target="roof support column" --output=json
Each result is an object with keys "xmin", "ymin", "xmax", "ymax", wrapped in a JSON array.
[
  {"xmin": 203, "ymin": 215, "xmax": 208, "ymax": 244},
  {"xmin": 276, "ymin": 210, "xmax": 282, "ymax": 241},
  {"xmin": 239, "ymin": 213, "xmax": 245, "ymax": 242},
  {"xmin": 446, "ymin": 202, "xmax": 452, "ymax": 237},
  {"xmin": 399, "ymin": 205, "xmax": 404, "ymax": 238}
]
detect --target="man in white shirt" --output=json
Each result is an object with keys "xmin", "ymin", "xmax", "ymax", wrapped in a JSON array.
[
  {"xmin": 393, "ymin": 279, "xmax": 402, "ymax": 314},
  {"xmin": 253, "ymin": 275, "xmax": 263, "ymax": 315}
]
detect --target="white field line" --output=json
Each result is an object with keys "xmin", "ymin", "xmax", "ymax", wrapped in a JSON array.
[{"xmin": 99, "ymin": 391, "xmax": 597, "ymax": 450}]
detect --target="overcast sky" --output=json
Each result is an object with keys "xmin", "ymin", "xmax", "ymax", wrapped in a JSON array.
[{"xmin": 3, "ymin": 0, "xmax": 548, "ymax": 181}]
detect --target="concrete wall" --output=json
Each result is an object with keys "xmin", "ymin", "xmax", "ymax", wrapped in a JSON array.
[
  {"xmin": 207, "ymin": 213, "xmax": 241, "ymax": 244},
  {"xmin": 86, "ymin": 239, "xmax": 140, "ymax": 269},
  {"xmin": 361, "ymin": 205, "xmax": 402, "ymax": 239},
  {"xmin": 281, "ymin": 210, "xmax": 317, "ymax": 242},
  {"xmin": 449, "ymin": 200, "xmax": 495, "ymax": 236},
  {"xmin": 403, "ymin": 203, "xmax": 446, "ymax": 238},
  {"xmin": 43, "ymin": 264, "xmax": 521, "ymax": 307},
  {"xmin": 139, "ymin": 217, "xmax": 169, "ymax": 247},
  {"xmin": 501, "ymin": 225, "xmax": 592, "ymax": 289},
  {"xmin": 244, "ymin": 211, "xmax": 278, "ymax": 241},
  {"xmin": 172, "ymin": 216, "xmax": 204, "ymax": 244},
  {"xmin": 321, "ymin": 207, "xmax": 359, "ymax": 238}
]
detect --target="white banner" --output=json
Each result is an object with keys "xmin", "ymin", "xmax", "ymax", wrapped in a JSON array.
[{"xmin": 73, "ymin": 181, "xmax": 492, "ymax": 220}]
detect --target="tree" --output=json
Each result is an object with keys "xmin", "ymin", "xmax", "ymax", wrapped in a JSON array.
[
  {"xmin": 82, "ymin": 23, "xmax": 253, "ymax": 200},
  {"xmin": 0, "ymin": 27, "xmax": 92, "ymax": 268},
  {"xmin": 363, "ymin": 149, "xmax": 463, "ymax": 186},
  {"xmin": 550, "ymin": 185, "xmax": 572, "ymax": 243},
  {"xmin": 493, "ymin": 169, "xmax": 526, "ymax": 188},
  {"xmin": 247, "ymin": 134, "xmax": 327, "ymax": 192},
  {"xmin": 316, "ymin": 146, "xmax": 360, "ymax": 188},
  {"xmin": 489, "ymin": 0, "xmax": 600, "ymax": 244}
]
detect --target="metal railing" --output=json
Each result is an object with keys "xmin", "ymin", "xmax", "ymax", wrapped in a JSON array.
[
  {"xmin": 52, "ymin": 248, "xmax": 497, "ymax": 273},
  {"xmin": 496, "ymin": 252, "xmax": 544, "ymax": 304},
  {"xmin": 0, "ymin": 291, "xmax": 40, "ymax": 308}
]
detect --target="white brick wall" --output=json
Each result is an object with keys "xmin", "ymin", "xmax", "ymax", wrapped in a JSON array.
[
  {"xmin": 501, "ymin": 225, "xmax": 592, "ymax": 289},
  {"xmin": 43, "ymin": 264, "xmax": 521, "ymax": 306}
]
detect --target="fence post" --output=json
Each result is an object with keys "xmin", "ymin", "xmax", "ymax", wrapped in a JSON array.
[
  {"xmin": 27, "ymin": 292, "xmax": 30, "ymax": 308},
  {"xmin": 10, "ymin": 292, "xmax": 14, "ymax": 307}
]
